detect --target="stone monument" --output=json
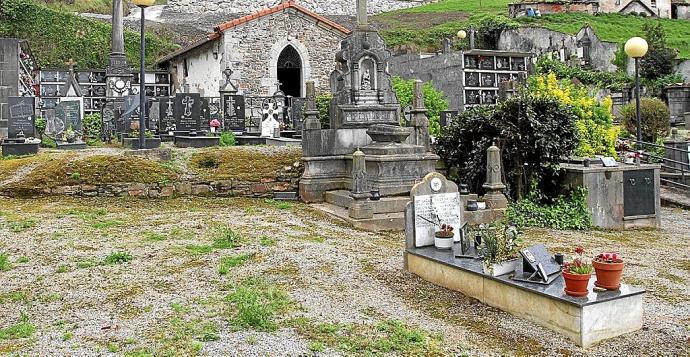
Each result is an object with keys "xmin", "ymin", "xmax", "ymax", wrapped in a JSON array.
[
  {"xmin": 482, "ymin": 141, "xmax": 508, "ymax": 209},
  {"xmin": 1, "ymin": 97, "xmax": 40, "ymax": 156},
  {"xmin": 300, "ymin": 0, "xmax": 438, "ymax": 208},
  {"xmin": 105, "ymin": 0, "xmax": 132, "ymax": 99}
]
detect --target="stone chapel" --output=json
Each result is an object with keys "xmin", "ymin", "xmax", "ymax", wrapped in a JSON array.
[{"xmin": 156, "ymin": 0, "xmax": 351, "ymax": 97}]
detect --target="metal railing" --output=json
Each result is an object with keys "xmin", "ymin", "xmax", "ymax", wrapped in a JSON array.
[{"xmin": 624, "ymin": 139, "xmax": 690, "ymax": 192}]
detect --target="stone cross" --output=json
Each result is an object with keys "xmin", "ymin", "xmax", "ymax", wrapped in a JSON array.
[
  {"xmin": 165, "ymin": 98, "xmax": 174, "ymax": 117},
  {"xmin": 357, "ymin": 0, "xmax": 368, "ymax": 30},
  {"xmin": 482, "ymin": 141, "xmax": 507, "ymax": 209},
  {"xmin": 182, "ymin": 96, "xmax": 194, "ymax": 116}
]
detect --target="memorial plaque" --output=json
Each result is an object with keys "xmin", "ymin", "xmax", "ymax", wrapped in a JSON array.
[
  {"xmin": 512, "ymin": 244, "xmax": 561, "ymax": 284},
  {"xmin": 223, "ymin": 94, "xmax": 245, "ymax": 132},
  {"xmin": 55, "ymin": 98, "xmax": 83, "ymax": 136},
  {"xmin": 174, "ymin": 93, "xmax": 201, "ymax": 132},
  {"xmin": 405, "ymin": 173, "xmax": 463, "ymax": 249},
  {"xmin": 160, "ymin": 96, "xmax": 176, "ymax": 133},
  {"xmin": 465, "ymin": 72, "xmax": 479, "ymax": 87},
  {"xmin": 7, "ymin": 97, "xmax": 36, "ymax": 138},
  {"xmin": 601, "ymin": 157, "xmax": 618, "ymax": 167},
  {"xmin": 623, "ymin": 170, "xmax": 655, "ymax": 217}
]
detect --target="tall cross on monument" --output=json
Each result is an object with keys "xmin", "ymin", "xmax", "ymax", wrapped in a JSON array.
[{"xmin": 357, "ymin": 0, "xmax": 368, "ymax": 30}]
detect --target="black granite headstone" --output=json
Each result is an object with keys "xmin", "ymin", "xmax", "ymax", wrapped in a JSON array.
[
  {"xmin": 160, "ymin": 96, "xmax": 176, "ymax": 133},
  {"xmin": 56, "ymin": 99, "xmax": 83, "ymax": 135},
  {"xmin": 7, "ymin": 97, "xmax": 36, "ymax": 138},
  {"xmin": 200, "ymin": 97, "xmax": 211, "ymax": 126},
  {"xmin": 223, "ymin": 94, "xmax": 245, "ymax": 132},
  {"xmin": 174, "ymin": 93, "xmax": 201, "ymax": 132},
  {"xmin": 117, "ymin": 95, "xmax": 139, "ymax": 134},
  {"xmin": 289, "ymin": 97, "xmax": 306, "ymax": 131}
]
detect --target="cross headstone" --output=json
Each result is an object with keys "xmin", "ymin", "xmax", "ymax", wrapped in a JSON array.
[
  {"xmin": 223, "ymin": 94, "xmax": 245, "ymax": 132},
  {"xmin": 160, "ymin": 96, "xmax": 176, "ymax": 133},
  {"xmin": 405, "ymin": 172, "xmax": 464, "ymax": 249},
  {"xmin": 174, "ymin": 93, "xmax": 201, "ymax": 132},
  {"xmin": 261, "ymin": 115, "xmax": 280, "ymax": 137}
]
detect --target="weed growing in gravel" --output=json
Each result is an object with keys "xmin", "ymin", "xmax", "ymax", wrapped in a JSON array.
[
  {"xmin": 226, "ymin": 277, "xmax": 290, "ymax": 332},
  {"xmin": 16, "ymin": 256, "xmax": 29, "ymax": 263},
  {"xmin": 0, "ymin": 312, "xmax": 35, "ymax": 340},
  {"xmin": 90, "ymin": 219, "xmax": 123, "ymax": 229},
  {"xmin": 76, "ymin": 259, "xmax": 99, "ymax": 269},
  {"xmin": 56, "ymin": 265, "xmax": 69, "ymax": 273},
  {"xmin": 0, "ymin": 252, "xmax": 11, "ymax": 271},
  {"xmin": 289, "ymin": 318, "xmax": 443, "ymax": 355},
  {"xmin": 62, "ymin": 331, "xmax": 73, "ymax": 341},
  {"xmin": 7, "ymin": 218, "xmax": 37, "ymax": 233},
  {"xmin": 212, "ymin": 226, "xmax": 243, "ymax": 249},
  {"xmin": 259, "ymin": 235, "xmax": 278, "ymax": 246},
  {"xmin": 263, "ymin": 199, "xmax": 292, "ymax": 210},
  {"xmin": 144, "ymin": 232, "xmax": 167, "ymax": 242},
  {"xmin": 0, "ymin": 291, "xmax": 28, "ymax": 304},
  {"xmin": 301, "ymin": 235, "xmax": 325, "ymax": 243},
  {"xmin": 104, "ymin": 252, "xmax": 134, "ymax": 265},
  {"xmin": 218, "ymin": 254, "xmax": 254, "ymax": 275}
]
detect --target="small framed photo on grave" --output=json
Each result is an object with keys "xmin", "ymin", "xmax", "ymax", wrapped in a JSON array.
[
  {"xmin": 601, "ymin": 157, "xmax": 618, "ymax": 167},
  {"xmin": 512, "ymin": 244, "xmax": 562, "ymax": 285}
]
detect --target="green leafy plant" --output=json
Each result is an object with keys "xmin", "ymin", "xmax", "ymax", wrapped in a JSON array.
[
  {"xmin": 391, "ymin": 77, "xmax": 449, "ymax": 136},
  {"xmin": 0, "ymin": 312, "xmax": 35, "ymax": 340},
  {"xmin": 83, "ymin": 113, "xmax": 102, "ymax": 140},
  {"xmin": 506, "ymin": 187, "xmax": 592, "ymax": 230},
  {"xmin": 479, "ymin": 222, "xmax": 522, "ymax": 267},
  {"xmin": 104, "ymin": 252, "xmax": 134, "ymax": 265},
  {"xmin": 220, "ymin": 131, "xmax": 236, "ymax": 146},
  {"xmin": 212, "ymin": 226, "xmax": 242, "ymax": 249},
  {"xmin": 535, "ymin": 56, "xmax": 632, "ymax": 90},
  {"xmin": 316, "ymin": 94, "xmax": 332, "ymax": 129},
  {"xmin": 564, "ymin": 246, "xmax": 594, "ymax": 275},
  {"xmin": 436, "ymin": 91, "xmax": 578, "ymax": 200},
  {"xmin": 621, "ymin": 97, "xmax": 670, "ymax": 143},
  {"xmin": 226, "ymin": 277, "xmax": 290, "ymax": 331},
  {"xmin": 640, "ymin": 22, "xmax": 678, "ymax": 82}
]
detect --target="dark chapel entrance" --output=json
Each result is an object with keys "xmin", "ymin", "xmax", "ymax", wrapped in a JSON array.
[{"xmin": 277, "ymin": 45, "xmax": 302, "ymax": 97}]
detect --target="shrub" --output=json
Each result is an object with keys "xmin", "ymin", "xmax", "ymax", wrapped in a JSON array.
[
  {"xmin": 535, "ymin": 57, "xmax": 631, "ymax": 90},
  {"xmin": 392, "ymin": 77, "xmax": 449, "ymax": 136},
  {"xmin": 220, "ymin": 131, "xmax": 236, "ymax": 146},
  {"xmin": 530, "ymin": 73, "xmax": 619, "ymax": 158},
  {"xmin": 474, "ymin": 14, "xmax": 519, "ymax": 49},
  {"xmin": 506, "ymin": 187, "xmax": 592, "ymax": 230},
  {"xmin": 316, "ymin": 94, "xmax": 332, "ymax": 129},
  {"xmin": 436, "ymin": 93, "xmax": 578, "ymax": 200},
  {"xmin": 83, "ymin": 113, "xmax": 102, "ymax": 140},
  {"xmin": 640, "ymin": 22, "xmax": 678, "ymax": 82},
  {"xmin": 621, "ymin": 97, "xmax": 670, "ymax": 143}
]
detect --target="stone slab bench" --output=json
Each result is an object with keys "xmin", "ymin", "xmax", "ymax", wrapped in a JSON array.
[{"xmin": 404, "ymin": 246, "xmax": 645, "ymax": 348}]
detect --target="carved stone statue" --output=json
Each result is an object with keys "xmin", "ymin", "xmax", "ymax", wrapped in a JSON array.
[{"xmin": 361, "ymin": 68, "xmax": 372, "ymax": 91}]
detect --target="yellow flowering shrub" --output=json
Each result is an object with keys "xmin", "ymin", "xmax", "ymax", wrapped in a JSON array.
[{"xmin": 530, "ymin": 74, "xmax": 618, "ymax": 158}]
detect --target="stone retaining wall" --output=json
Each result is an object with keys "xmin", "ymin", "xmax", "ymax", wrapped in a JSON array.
[{"xmin": 167, "ymin": 0, "xmax": 430, "ymax": 15}]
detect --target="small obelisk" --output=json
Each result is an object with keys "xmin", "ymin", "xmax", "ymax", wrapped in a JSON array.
[
  {"xmin": 303, "ymin": 81, "xmax": 321, "ymax": 131},
  {"xmin": 409, "ymin": 80, "xmax": 431, "ymax": 152},
  {"xmin": 106, "ymin": 0, "xmax": 132, "ymax": 98},
  {"xmin": 357, "ymin": 0, "xmax": 368, "ymax": 30},
  {"xmin": 482, "ymin": 141, "xmax": 508, "ymax": 209}
]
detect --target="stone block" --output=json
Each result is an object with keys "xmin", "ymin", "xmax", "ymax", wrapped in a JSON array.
[
  {"xmin": 160, "ymin": 185, "xmax": 175, "ymax": 197},
  {"xmin": 191, "ymin": 184, "xmax": 211, "ymax": 195},
  {"xmin": 175, "ymin": 182, "xmax": 192, "ymax": 195},
  {"xmin": 251, "ymin": 183, "xmax": 269, "ymax": 194}
]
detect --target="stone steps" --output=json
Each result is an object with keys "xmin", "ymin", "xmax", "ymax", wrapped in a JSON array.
[
  {"xmin": 311, "ymin": 202, "xmax": 405, "ymax": 231},
  {"xmin": 324, "ymin": 189, "xmax": 410, "ymax": 214}
]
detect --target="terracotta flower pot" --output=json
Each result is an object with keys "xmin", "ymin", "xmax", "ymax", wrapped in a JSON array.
[
  {"xmin": 593, "ymin": 260, "xmax": 625, "ymax": 290},
  {"xmin": 562, "ymin": 271, "xmax": 591, "ymax": 297}
]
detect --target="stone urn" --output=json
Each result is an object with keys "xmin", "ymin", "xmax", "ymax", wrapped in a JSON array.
[{"xmin": 366, "ymin": 124, "xmax": 412, "ymax": 143}]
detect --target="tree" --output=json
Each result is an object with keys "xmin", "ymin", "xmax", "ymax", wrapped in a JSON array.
[{"xmin": 639, "ymin": 23, "xmax": 677, "ymax": 81}]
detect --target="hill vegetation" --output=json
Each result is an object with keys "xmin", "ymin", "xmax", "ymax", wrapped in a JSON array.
[
  {"xmin": 0, "ymin": 0, "xmax": 177, "ymax": 69},
  {"xmin": 375, "ymin": 0, "xmax": 690, "ymax": 59}
]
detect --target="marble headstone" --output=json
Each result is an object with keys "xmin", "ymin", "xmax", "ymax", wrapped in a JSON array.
[
  {"xmin": 261, "ymin": 116, "xmax": 280, "ymax": 137},
  {"xmin": 160, "ymin": 96, "xmax": 176, "ymax": 132},
  {"xmin": 223, "ymin": 94, "xmax": 245, "ymax": 132},
  {"xmin": 405, "ymin": 172, "xmax": 463, "ymax": 248},
  {"xmin": 7, "ymin": 97, "xmax": 36, "ymax": 138},
  {"xmin": 50, "ymin": 98, "xmax": 83, "ymax": 139}
]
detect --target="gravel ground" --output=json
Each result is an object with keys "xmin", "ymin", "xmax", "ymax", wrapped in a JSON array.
[{"xmin": 0, "ymin": 197, "xmax": 687, "ymax": 356}]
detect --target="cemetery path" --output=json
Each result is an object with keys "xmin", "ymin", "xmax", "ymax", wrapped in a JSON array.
[{"xmin": 0, "ymin": 197, "xmax": 687, "ymax": 356}]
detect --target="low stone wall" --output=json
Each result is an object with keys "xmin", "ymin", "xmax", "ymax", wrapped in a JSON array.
[
  {"xmin": 167, "ymin": 0, "xmax": 430, "ymax": 15},
  {"xmin": 36, "ymin": 163, "xmax": 302, "ymax": 199}
]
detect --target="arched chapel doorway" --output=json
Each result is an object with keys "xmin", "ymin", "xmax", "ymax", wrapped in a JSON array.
[{"xmin": 276, "ymin": 45, "xmax": 302, "ymax": 97}]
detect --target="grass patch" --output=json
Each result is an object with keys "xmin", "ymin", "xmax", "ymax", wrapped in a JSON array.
[
  {"xmin": 0, "ymin": 313, "xmax": 35, "ymax": 340},
  {"xmin": 0, "ymin": 253, "xmax": 11, "ymax": 272},
  {"xmin": 188, "ymin": 147, "xmax": 302, "ymax": 181},
  {"xmin": 104, "ymin": 252, "xmax": 134, "ymax": 265},
  {"xmin": 211, "ymin": 226, "xmax": 243, "ymax": 249},
  {"xmin": 144, "ymin": 232, "xmax": 167, "ymax": 242},
  {"xmin": 16, "ymin": 256, "xmax": 29, "ymax": 264},
  {"xmin": 6, "ymin": 218, "xmax": 37, "ymax": 233},
  {"xmin": 226, "ymin": 277, "xmax": 291, "ymax": 332},
  {"xmin": 263, "ymin": 199, "xmax": 292, "ymax": 210},
  {"xmin": 1, "ymin": 155, "xmax": 180, "ymax": 197},
  {"xmin": 289, "ymin": 317, "xmax": 444, "ymax": 356},
  {"xmin": 0, "ymin": 291, "xmax": 29, "ymax": 304},
  {"xmin": 218, "ymin": 253, "xmax": 254, "ymax": 275},
  {"xmin": 259, "ymin": 235, "xmax": 278, "ymax": 247}
]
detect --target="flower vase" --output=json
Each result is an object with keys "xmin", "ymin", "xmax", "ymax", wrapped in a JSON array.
[{"xmin": 434, "ymin": 232, "xmax": 453, "ymax": 250}]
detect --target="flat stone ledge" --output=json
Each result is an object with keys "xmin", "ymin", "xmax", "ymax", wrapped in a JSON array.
[{"xmin": 406, "ymin": 246, "xmax": 645, "ymax": 347}]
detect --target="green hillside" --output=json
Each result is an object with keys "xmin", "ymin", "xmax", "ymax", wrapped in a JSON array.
[
  {"xmin": 375, "ymin": 0, "xmax": 690, "ymax": 59},
  {"xmin": 0, "ymin": 0, "xmax": 178, "ymax": 69}
]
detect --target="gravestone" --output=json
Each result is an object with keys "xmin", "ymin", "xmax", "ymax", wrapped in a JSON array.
[
  {"xmin": 117, "ymin": 95, "xmax": 139, "ymax": 134},
  {"xmin": 174, "ymin": 93, "xmax": 201, "ymax": 132},
  {"xmin": 200, "ymin": 97, "xmax": 211, "ymax": 126},
  {"xmin": 148, "ymin": 99, "xmax": 160, "ymax": 133},
  {"xmin": 289, "ymin": 97, "xmax": 306, "ymax": 131},
  {"xmin": 223, "ymin": 94, "xmax": 245, "ymax": 132},
  {"xmin": 52, "ymin": 98, "xmax": 86, "ymax": 149},
  {"xmin": 160, "ymin": 96, "xmax": 176, "ymax": 133},
  {"xmin": 405, "ymin": 172, "xmax": 463, "ymax": 248},
  {"xmin": 512, "ymin": 244, "xmax": 561, "ymax": 284},
  {"xmin": 261, "ymin": 116, "xmax": 280, "ymax": 137},
  {"xmin": 8, "ymin": 97, "xmax": 36, "ymax": 138}
]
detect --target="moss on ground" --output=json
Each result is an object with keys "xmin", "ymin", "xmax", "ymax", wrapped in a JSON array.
[
  {"xmin": 188, "ymin": 147, "xmax": 301, "ymax": 181},
  {"xmin": 1, "ymin": 155, "xmax": 180, "ymax": 196},
  {"xmin": 0, "ymin": 154, "xmax": 51, "ymax": 182}
]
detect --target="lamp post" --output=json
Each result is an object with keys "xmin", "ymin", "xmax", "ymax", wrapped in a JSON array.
[
  {"xmin": 133, "ymin": 0, "xmax": 155, "ymax": 149},
  {"xmin": 624, "ymin": 37, "xmax": 649, "ymax": 147}
]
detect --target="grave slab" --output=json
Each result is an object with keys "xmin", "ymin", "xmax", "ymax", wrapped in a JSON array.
[
  {"xmin": 1, "ymin": 142, "xmax": 39, "ymax": 157},
  {"xmin": 405, "ymin": 245, "xmax": 645, "ymax": 348},
  {"xmin": 174, "ymin": 136, "xmax": 220, "ymax": 148}
]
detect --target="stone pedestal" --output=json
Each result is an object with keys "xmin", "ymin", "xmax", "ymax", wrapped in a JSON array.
[
  {"xmin": 482, "ymin": 143, "xmax": 508, "ymax": 209},
  {"xmin": 1, "ymin": 141, "xmax": 39, "ymax": 156},
  {"xmin": 174, "ymin": 136, "xmax": 220, "ymax": 148}
]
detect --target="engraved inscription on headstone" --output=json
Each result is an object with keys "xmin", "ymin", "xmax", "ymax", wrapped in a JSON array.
[
  {"xmin": 223, "ymin": 94, "xmax": 245, "ymax": 132},
  {"xmin": 55, "ymin": 99, "xmax": 83, "ymax": 138},
  {"xmin": 413, "ymin": 193, "xmax": 462, "ymax": 247},
  {"xmin": 8, "ymin": 97, "xmax": 36, "ymax": 138},
  {"xmin": 160, "ymin": 96, "xmax": 176, "ymax": 132},
  {"xmin": 174, "ymin": 93, "xmax": 201, "ymax": 132}
]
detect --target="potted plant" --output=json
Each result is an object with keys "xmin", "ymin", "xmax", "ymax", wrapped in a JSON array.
[
  {"xmin": 434, "ymin": 224, "xmax": 454, "ymax": 250},
  {"xmin": 480, "ymin": 222, "xmax": 521, "ymax": 277},
  {"xmin": 593, "ymin": 252, "xmax": 624, "ymax": 290},
  {"xmin": 562, "ymin": 246, "xmax": 594, "ymax": 297}
]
